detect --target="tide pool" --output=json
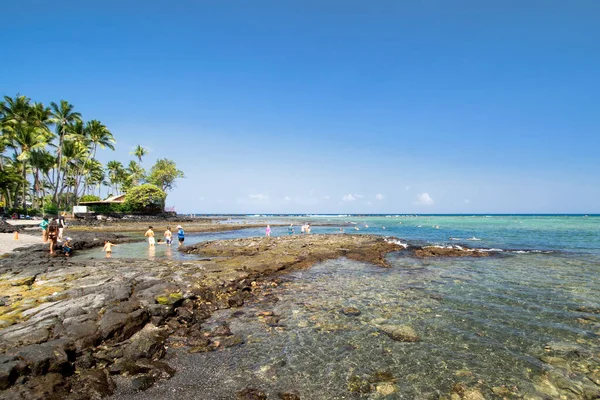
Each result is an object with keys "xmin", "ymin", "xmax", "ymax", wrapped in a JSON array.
[{"xmin": 108, "ymin": 215, "xmax": 600, "ymax": 399}]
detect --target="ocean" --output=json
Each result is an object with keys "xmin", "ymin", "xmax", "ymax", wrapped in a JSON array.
[{"xmin": 104, "ymin": 215, "xmax": 600, "ymax": 399}]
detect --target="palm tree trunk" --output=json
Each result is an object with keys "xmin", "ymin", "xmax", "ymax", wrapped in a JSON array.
[{"xmin": 22, "ymin": 162, "xmax": 27, "ymax": 211}]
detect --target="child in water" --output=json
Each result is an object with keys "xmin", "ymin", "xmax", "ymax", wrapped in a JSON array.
[{"xmin": 103, "ymin": 240, "xmax": 118, "ymax": 257}]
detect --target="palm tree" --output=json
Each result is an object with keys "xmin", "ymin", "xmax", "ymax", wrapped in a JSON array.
[
  {"xmin": 1, "ymin": 96, "xmax": 51, "ymax": 209},
  {"xmin": 50, "ymin": 100, "xmax": 81, "ymax": 205},
  {"xmin": 131, "ymin": 145, "xmax": 148, "ymax": 164},
  {"xmin": 87, "ymin": 120, "xmax": 115, "ymax": 158},
  {"xmin": 106, "ymin": 160, "xmax": 124, "ymax": 194},
  {"xmin": 29, "ymin": 149, "xmax": 55, "ymax": 209},
  {"xmin": 62, "ymin": 138, "xmax": 89, "ymax": 206},
  {"xmin": 84, "ymin": 159, "xmax": 105, "ymax": 197},
  {"xmin": 126, "ymin": 160, "xmax": 145, "ymax": 188}
]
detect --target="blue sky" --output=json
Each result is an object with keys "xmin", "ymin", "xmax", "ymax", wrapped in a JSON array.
[{"xmin": 2, "ymin": 0, "xmax": 599, "ymax": 213}]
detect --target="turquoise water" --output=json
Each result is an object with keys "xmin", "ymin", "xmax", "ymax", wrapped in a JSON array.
[{"xmin": 103, "ymin": 216, "xmax": 600, "ymax": 399}]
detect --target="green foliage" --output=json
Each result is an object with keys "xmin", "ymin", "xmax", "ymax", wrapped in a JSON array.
[
  {"xmin": 147, "ymin": 158, "xmax": 184, "ymax": 192},
  {"xmin": 43, "ymin": 203, "xmax": 59, "ymax": 215},
  {"xmin": 79, "ymin": 194, "xmax": 101, "ymax": 203},
  {"xmin": 87, "ymin": 203, "xmax": 132, "ymax": 213},
  {"xmin": 124, "ymin": 184, "xmax": 166, "ymax": 213}
]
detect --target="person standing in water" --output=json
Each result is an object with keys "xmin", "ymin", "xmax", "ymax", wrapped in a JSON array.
[
  {"xmin": 266, "ymin": 225, "xmax": 271, "ymax": 237},
  {"xmin": 164, "ymin": 227, "xmax": 173, "ymax": 246},
  {"xmin": 177, "ymin": 225, "xmax": 185, "ymax": 246},
  {"xmin": 145, "ymin": 226, "xmax": 155, "ymax": 247},
  {"xmin": 288, "ymin": 224, "xmax": 294, "ymax": 235},
  {"xmin": 103, "ymin": 240, "xmax": 117, "ymax": 257}
]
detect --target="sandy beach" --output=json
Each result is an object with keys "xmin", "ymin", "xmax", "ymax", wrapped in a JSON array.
[
  {"xmin": 0, "ymin": 232, "xmax": 42, "ymax": 255},
  {"xmin": 0, "ymin": 220, "xmax": 44, "ymax": 254}
]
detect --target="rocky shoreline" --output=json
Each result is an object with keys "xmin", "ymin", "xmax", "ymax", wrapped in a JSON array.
[{"xmin": 0, "ymin": 230, "xmax": 413, "ymax": 399}]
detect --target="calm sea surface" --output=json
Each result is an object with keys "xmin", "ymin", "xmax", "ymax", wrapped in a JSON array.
[{"xmin": 101, "ymin": 215, "xmax": 600, "ymax": 399}]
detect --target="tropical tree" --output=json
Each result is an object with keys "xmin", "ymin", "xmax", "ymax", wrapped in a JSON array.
[
  {"xmin": 131, "ymin": 145, "xmax": 148, "ymax": 164},
  {"xmin": 86, "ymin": 120, "xmax": 115, "ymax": 158},
  {"xmin": 49, "ymin": 100, "xmax": 81, "ymax": 205},
  {"xmin": 147, "ymin": 158, "xmax": 184, "ymax": 193},
  {"xmin": 124, "ymin": 183, "xmax": 166, "ymax": 213},
  {"xmin": 1, "ymin": 96, "xmax": 52, "ymax": 209},
  {"xmin": 83, "ymin": 159, "xmax": 105, "ymax": 197},
  {"xmin": 29, "ymin": 149, "xmax": 55, "ymax": 209},
  {"xmin": 106, "ymin": 160, "xmax": 125, "ymax": 194},
  {"xmin": 125, "ymin": 160, "xmax": 145, "ymax": 189}
]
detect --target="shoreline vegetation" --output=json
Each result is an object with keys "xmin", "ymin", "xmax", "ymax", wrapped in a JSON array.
[
  {"xmin": 0, "ymin": 94, "xmax": 184, "ymax": 219},
  {"xmin": 0, "ymin": 217, "xmax": 499, "ymax": 399}
]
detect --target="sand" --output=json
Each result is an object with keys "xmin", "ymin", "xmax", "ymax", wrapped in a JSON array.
[
  {"xmin": 1, "ymin": 219, "xmax": 44, "ymax": 254},
  {"xmin": 0, "ymin": 232, "xmax": 43, "ymax": 255}
]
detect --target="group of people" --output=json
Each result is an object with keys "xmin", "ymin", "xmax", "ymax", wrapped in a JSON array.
[
  {"xmin": 144, "ymin": 225, "xmax": 185, "ymax": 247},
  {"xmin": 300, "ymin": 223, "xmax": 311, "ymax": 234},
  {"xmin": 266, "ymin": 223, "xmax": 312, "ymax": 237},
  {"xmin": 39, "ymin": 212, "xmax": 72, "ymax": 256}
]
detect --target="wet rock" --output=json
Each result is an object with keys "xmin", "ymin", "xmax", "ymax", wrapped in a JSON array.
[
  {"xmin": 451, "ymin": 383, "xmax": 485, "ymax": 400},
  {"xmin": 533, "ymin": 375, "xmax": 560, "ymax": 398},
  {"xmin": 13, "ymin": 339, "xmax": 74, "ymax": 376},
  {"xmin": 136, "ymin": 359, "xmax": 176, "ymax": 379},
  {"xmin": 154, "ymin": 291, "xmax": 183, "ymax": 306},
  {"xmin": 188, "ymin": 336, "xmax": 212, "ymax": 353},
  {"xmin": 209, "ymin": 322, "xmax": 232, "ymax": 337},
  {"xmin": 2, "ymin": 372, "xmax": 70, "ymax": 400},
  {"xmin": 340, "ymin": 307, "xmax": 361, "ymax": 316},
  {"xmin": 108, "ymin": 359, "xmax": 145, "ymax": 376},
  {"xmin": 278, "ymin": 391, "xmax": 301, "ymax": 400},
  {"xmin": 378, "ymin": 324, "xmax": 420, "ymax": 342},
  {"xmin": 414, "ymin": 246, "xmax": 491, "ymax": 258},
  {"xmin": 588, "ymin": 370, "xmax": 600, "ymax": 385},
  {"xmin": 347, "ymin": 375, "xmax": 373, "ymax": 393},
  {"xmin": 130, "ymin": 373, "xmax": 157, "ymax": 391},
  {"xmin": 539, "ymin": 355, "xmax": 570, "ymax": 369},
  {"xmin": 176, "ymin": 307, "xmax": 194, "ymax": 322},
  {"xmin": 123, "ymin": 323, "xmax": 169, "ymax": 361},
  {"xmin": 0, "ymin": 357, "xmax": 27, "ymax": 390},
  {"xmin": 98, "ymin": 307, "xmax": 149, "ymax": 342},
  {"xmin": 227, "ymin": 292, "xmax": 246, "ymax": 307},
  {"xmin": 376, "ymin": 382, "xmax": 397, "ymax": 395},
  {"xmin": 70, "ymin": 368, "xmax": 116, "ymax": 398},
  {"xmin": 238, "ymin": 387, "xmax": 267, "ymax": 399},
  {"xmin": 74, "ymin": 350, "xmax": 95, "ymax": 370},
  {"xmin": 219, "ymin": 335, "xmax": 245, "ymax": 348}
]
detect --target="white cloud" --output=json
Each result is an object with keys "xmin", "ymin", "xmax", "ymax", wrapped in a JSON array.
[
  {"xmin": 342, "ymin": 194, "xmax": 356, "ymax": 202},
  {"xmin": 199, "ymin": 197, "xmax": 204, "ymax": 201},
  {"xmin": 249, "ymin": 194, "xmax": 268, "ymax": 201},
  {"xmin": 366, "ymin": 201, "xmax": 373, "ymax": 205},
  {"xmin": 375, "ymin": 193, "xmax": 384, "ymax": 200},
  {"xmin": 405, "ymin": 186, "xmax": 411, "ymax": 191},
  {"xmin": 323, "ymin": 195, "xmax": 330, "ymax": 200},
  {"xmin": 464, "ymin": 199, "xmax": 470, "ymax": 204},
  {"xmin": 284, "ymin": 196, "xmax": 291, "ymax": 201},
  {"xmin": 416, "ymin": 193, "xmax": 434, "ymax": 205}
]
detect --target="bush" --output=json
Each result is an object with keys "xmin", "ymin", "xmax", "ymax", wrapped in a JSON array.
[
  {"xmin": 88, "ymin": 203, "xmax": 132, "ymax": 213},
  {"xmin": 79, "ymin": 194, "xmax": 101, "ymax": 203},
  {"xmin": 43, "ymin": 203, "xmax": 59, "ymax": 215},
  {"xmin": 124, "ymin": 184, "xmax": 166, "ymax": 213}
]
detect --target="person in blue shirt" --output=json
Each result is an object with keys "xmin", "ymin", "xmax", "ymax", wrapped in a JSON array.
[
  {"xmin": 40, "ymin": 216, "xmax": 49, "ymax": 242},
  {"xmin": 177, "ymin": 225, "xmax": 185, "ymax": 246}
]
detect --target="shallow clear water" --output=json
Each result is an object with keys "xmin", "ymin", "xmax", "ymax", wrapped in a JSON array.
[{"xmin": 109, "ymin": 216, "xmax": 600, "ymax": 399}]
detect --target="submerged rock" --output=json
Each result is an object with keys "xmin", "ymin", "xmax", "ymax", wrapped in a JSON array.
[
  {"xmin": 238, "ymin": 387, "xmax": 267, "ymax": 399},
  {"xmin": 414, "ymin": 246, "xmax": 492, "ymax": 258},
  {"xmin": 340, "ymin": 307, "xmax": 361, "ymax": 316},
  {"xmin": 378, "ymin": 324, "xmax": 420, "ymax": 342}
]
